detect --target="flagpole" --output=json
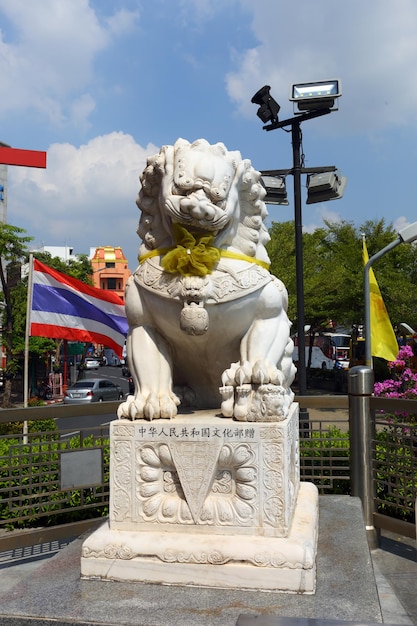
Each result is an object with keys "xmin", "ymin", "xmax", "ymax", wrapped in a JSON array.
[
  {"xmin": 363, "ymin": 259, "xmax": 372, "ymax": 369},
  {"xmin": 362, "ymin": 235, "xmax": 373, "ymax": 369},
  {"xmin": 63, "ymin": 339, "xmax": 68, "ymax": 392},
  {"xmin": 23, "ymin": 254, "xmax": 34, "ymax": 440}
]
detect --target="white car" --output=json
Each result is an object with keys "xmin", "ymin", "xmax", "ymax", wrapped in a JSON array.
[{"xmin": 84, "ymin": 357, "xmax": 100, "ymax": 370}]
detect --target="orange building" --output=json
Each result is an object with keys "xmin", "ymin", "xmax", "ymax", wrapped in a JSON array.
[{"xmin": 90, "ymin": 246, "xmax": 131, "ymax": 301}]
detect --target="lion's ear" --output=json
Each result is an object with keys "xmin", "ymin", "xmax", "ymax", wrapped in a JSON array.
[{"xmin": 136, "ymin": 148, "xmax": 171, "ymax": 250}]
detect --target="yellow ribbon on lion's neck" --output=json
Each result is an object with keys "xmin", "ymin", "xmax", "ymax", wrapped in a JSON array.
[{"xmin": 138, "ymin": 223, "xmax": 270, "ymax": 275}]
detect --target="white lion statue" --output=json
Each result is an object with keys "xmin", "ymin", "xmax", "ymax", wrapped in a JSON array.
[{"xmin": 117, "ymin": 138, "xmax": 296, "ymax": 422}]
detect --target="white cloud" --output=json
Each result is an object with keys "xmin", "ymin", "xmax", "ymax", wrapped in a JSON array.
[
  {"xmin": 228, "ymin": 0, "xmax": 417, "ymax": 134},
  {"xmin": 176, "ymin": 0, "xmax": 241, "ymax": 23},
  {"xmin": 69, "ymin": 94, "xmax": 96, "ymax": 132},
  {"xmin": 302, "ymin": 222, "xmax": 319, "ymax": 235},
  {"xmin": 317, "ymin": 207, "xmax": 343, "ymax": 226},
  {"xmin": 7, "ymin": 133, "xmax": 159, "ymax": 269},
  {"xmin": 393, "ymin": 216, "xmax": 411, "ymax": 233},
  {"xmin": 303, "ymin": 206, "xmax": 343, "ymax": 234},
  {"xmin": 0, "ymin": 0, "xmax": 139, "ymax": 129},
  {"xmin": 105, "ymin": 8, "xmax": 140, "ymax": 36}
]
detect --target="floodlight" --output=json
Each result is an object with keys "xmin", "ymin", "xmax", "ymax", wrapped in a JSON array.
[
  {"xmin": 290, "ymin": 79, "xmax": 341, "ymax": 113},
  {"xmin": 398, "ymin": 220, "xmax": 417, "ymax": 244},
  {"xmin": 251, "ymin": 86, "xmax": 280, "ymax": 124},
  {"xmin": 260, "ymin": 175, "xmax": 288, "ymax": 205},
  {"xmin": 306, "ymin": 169, "xmax": 347, "ymax": 204}
]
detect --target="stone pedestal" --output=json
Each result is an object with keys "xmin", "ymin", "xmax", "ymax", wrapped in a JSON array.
[{"xmin": 81, "ymin": 404, "xmax": 319, "ymax": 593}]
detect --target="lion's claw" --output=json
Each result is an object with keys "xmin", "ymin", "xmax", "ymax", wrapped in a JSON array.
[{"xmin": 117, "ymin": 393, "xmax": 178, "ymax": 421}]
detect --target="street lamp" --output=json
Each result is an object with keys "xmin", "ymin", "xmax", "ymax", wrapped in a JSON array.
[
  {"xmin": 364, "ymin": 221, "xmax": 417, "ymax": 366},
  {"xmin": 252, "ymin": 80, "xmax": 346, "ymax": 401},
  {"xmin": 306, "ymin": 169, "xmax": 347, "ymax": 204},
  {"xmin": 290, "ymin": 79, "xmax": 342, "ymax": 113},
  {"xmin": 260, "ymin": 175, "xmax": 289, "ymax": 205}
]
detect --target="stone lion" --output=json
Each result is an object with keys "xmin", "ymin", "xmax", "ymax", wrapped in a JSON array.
[{"xmin": 117, "ymin": 138, "xmax": 296, "ymax": 422}]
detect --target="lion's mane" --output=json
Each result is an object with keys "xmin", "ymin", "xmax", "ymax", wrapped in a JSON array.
[{"xmin": 136, "ymin": 138, "xmax": 270, "ymax": 264}]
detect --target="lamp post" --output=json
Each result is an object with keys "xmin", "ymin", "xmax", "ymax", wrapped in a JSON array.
[
  {"xmin": 252, "ymin": 81, "xmax": 346, "ymax": 398},
  {"xmin": 291, "ymin": 117, "xmax": 308, "ymax": 399},
  {"xmin": 364, "ymin": 221, "xmax": 417, "ymax": 366}
]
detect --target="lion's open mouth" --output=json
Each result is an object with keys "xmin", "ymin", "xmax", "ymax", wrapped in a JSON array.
[{"xmin": 165, "ymin": 189, "xmax": 230, "ymax": 232}]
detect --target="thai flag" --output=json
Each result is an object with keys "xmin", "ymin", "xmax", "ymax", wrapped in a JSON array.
[{"xmin": 29, "ymin": 259, "xmax": 128, "ymax": 357}]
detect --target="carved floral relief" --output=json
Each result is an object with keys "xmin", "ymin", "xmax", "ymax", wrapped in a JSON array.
[{"xmin": 134, "ymin": 441, "xmax": 258, "ymax": 527}]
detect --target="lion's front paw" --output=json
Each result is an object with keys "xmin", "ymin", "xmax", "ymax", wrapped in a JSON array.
[
  {"xmin": 220, "ymin": 360, "xmax": 292, "ymax": 422},
  {"xmin": 143, "ymin": 393, "xmax": 179, "ymax": 420},
  {"xmin": 221, "ymin": 359, "xmax": 283, "ymax": 387},
  {"xmin": 117, "ymin": 394, "xmax": 144, "ymax": 420},
  {"xmin": 118, "ymin": 391, "xmax": 180, "ymax": 421},
  {"xmin": 252, "ymin": 360, "xmax": 284, "ymax": 386}
]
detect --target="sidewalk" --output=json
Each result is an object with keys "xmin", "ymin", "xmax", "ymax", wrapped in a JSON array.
[
  {"xmin": 0, "ymin": 497, "xmax": 416, "ymax": 625},
  {"xmin": 371, "ymin": 529, "xmax": 417, "ymax": 624}
]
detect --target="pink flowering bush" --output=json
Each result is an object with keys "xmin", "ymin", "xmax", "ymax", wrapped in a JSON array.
[
  {"xmin": 373, "ymin": 345, "xmax": 417, "ymax": 524},
  {"xmin": 374, "ymin": 344, "xmax": 417, "ymax": 423}
]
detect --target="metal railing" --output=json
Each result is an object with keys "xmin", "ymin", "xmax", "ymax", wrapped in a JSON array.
[
  {"xmin": 0, "ymin": 402, "xmax": 116, "ymax": 550},
  {"xmin": 0, "ymin": 382, "xmax": 416, "ymax": 551},
  {"xmin": 296, "ymin": 394, "xmax": 350, "ymax": 493},
  {"xmin": 371, "ymin": 395, "xmax": 417, "ymax": 539}
]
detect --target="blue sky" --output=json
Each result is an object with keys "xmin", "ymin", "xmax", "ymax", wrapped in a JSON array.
[{"xmin": 1, "ymin": 0, "xmax": 417, "ymax": 270}]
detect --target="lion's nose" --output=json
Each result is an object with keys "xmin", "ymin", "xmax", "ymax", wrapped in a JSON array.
[{"xmin": 180, "ymin": 196, "xmax": 216, "ymax": 221}]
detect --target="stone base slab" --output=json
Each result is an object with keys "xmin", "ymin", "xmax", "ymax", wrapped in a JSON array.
[{"xmin": 81, "ymin": 481, "xmax": 318, "ymax": 593}]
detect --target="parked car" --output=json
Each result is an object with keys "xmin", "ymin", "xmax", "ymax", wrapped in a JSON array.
[{"xmin": 63, "ymin": 378, "xmax": 123, "ymax": 404}]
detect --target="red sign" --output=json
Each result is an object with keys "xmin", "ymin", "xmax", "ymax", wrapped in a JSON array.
[{"xmin": 0, "ymin": 146, "xmax": 47, "ymax": 169}]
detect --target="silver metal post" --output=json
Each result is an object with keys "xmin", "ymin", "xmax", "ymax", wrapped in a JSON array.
[{"xmin": 348, "ymin": 365, "xmax": 378, "ymax": 548}]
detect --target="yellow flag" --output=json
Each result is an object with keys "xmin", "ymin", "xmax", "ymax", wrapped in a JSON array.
[{"xmin": 363, "ymin": 239, "xmax": 398, "ymax": 362}]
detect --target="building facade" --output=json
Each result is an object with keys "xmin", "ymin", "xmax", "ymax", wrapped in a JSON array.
[
  {"xmin": 35, "ymin": 245, "xmax": 76, "ymax": 263},
  {"xmin": 90, "ymin": 246, "xmax": 131, "ymax": 301}
]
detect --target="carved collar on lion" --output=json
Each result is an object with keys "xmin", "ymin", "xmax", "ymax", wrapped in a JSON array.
[
  {"xmin": 137, "ymin": 138, "xmax": 271, "ymax": 276},
  {"xmin": 139, "ymin": 223, "xmax": 270, "ymax": 277}
]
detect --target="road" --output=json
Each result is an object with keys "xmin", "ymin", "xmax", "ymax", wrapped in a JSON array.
[
  {"xmin": 55, "ymin": 364, "xmax": 129, "ymax": 437},
  {"xmin": 54, "ymin": 368, "xmax": 350, "ymax": 437}
]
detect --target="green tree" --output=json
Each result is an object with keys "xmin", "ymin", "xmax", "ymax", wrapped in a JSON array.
[
  {"xmin": 33, "ymin": 252, "xmax": 93, "ymax": 284},
  {"xmin": 267, "ymin": 218, "xmax": 417, "ymax": 333},
  {"xmin": 266, "ymin": 220, "xmax": 297, "ymax": 317},
  {"xmin": 0, "ymin": 224, "xmax": 33, "ymax": 407},
  {"xmin": 360, "ymin": 220, "xmax": 417, "ymax": 329},
  {"xmin": 0, "ymin": 244, "xmax": 94, "ymax": 407}
]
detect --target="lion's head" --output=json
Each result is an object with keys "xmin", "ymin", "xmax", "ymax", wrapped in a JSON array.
[{"xmin": 136, "ymin": 138, "xmax": 270, "ymax": 264}]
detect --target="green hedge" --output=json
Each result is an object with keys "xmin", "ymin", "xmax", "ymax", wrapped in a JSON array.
[
  {"xmin": 300, "ymin": 426, "xmax": 351, "ymax": 494},
  {"xmin": 0, "ymin": 420, "xmax": 109, "ymax": 530},
  {"xmin": 374, "ymin": 427, "xmax": 417, "ymax": 523},
  {"xmin": 1, "ymin": 421, "xmax": 415, "ymax": 529}
]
